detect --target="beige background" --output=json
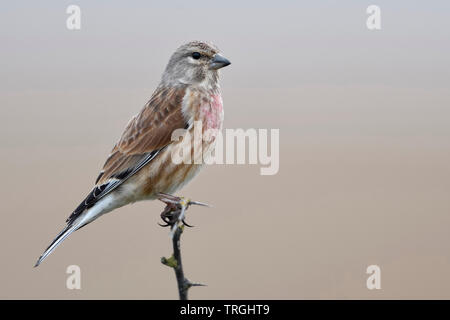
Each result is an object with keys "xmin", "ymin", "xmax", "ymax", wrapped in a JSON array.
[{"xmin": 1, "ymin": 1, "xmax": 450, "ymax": 299}]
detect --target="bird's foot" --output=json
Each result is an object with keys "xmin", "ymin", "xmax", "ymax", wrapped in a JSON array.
[{"xmin": 157, "ymin": 192, "xmax": 210, "ymax": 237}]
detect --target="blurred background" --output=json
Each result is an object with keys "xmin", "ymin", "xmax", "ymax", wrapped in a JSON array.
[{"xmin": 1, "ymin": 1, "xmax": 450, "ymax": 299}]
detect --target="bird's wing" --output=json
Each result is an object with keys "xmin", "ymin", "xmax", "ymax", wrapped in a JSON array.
[{"xmin": 66, "ymin": 86, "xmax": 188, "ymax": 226}]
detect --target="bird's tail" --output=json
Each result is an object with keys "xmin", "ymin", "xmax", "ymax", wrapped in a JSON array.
[
  {"xmin": 34, "ymin": 222, "xmax": 81, "ymax": 267},
  {"xmin": 34, "ymin": 191, "xmax": 114, "ymax": 267}
]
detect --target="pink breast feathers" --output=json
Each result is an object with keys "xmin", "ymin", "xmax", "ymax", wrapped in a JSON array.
[{"xmin": 201, "ymin": 94, "xmax": 223, "ymax": 130}]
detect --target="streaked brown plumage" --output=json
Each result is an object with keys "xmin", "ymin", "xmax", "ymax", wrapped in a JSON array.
[
  {"xmin": 96, "ymin": 87, "xmax": 187, "ymax": 186},
  {"xmin": 35, "ymin": 41, "xmax": 230, "ymax": 267}
]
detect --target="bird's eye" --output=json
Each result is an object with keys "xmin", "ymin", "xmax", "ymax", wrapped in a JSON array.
[{"xmin": 191, "ymin": 52, "xmax": 201, "ymax": 60}]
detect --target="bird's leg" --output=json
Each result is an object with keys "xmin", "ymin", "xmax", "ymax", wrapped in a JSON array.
[{"xmin": 157, "ymin": 192, "xmax": 210, "ymax": 237}]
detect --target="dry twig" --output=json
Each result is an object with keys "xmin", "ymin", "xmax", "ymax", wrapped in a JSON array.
[{"xmin": 158, "ymin": 193, "xmax": 208, "ymax": 300}]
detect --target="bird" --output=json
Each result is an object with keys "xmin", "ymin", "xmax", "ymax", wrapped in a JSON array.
[{"xmin": 34, "ymin": 41, "xmax": 231, "ymax": 267}]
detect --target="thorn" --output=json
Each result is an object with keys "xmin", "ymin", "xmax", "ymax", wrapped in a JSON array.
[
  {"xmin": 188, "ymin": 200, "xmax": 211, "ymax": 208},
  {"xmin": 186, "ymin": 279, "xmax": 207, "ymax": 288},
  {"xmin": 191, "ymin": 283, "xmax": 207, "ymax": 287}
]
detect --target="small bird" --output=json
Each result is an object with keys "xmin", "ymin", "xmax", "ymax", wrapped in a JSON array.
[{"xmin": 35, "ymin": 41, "xmax": 231, "ymax": 267}]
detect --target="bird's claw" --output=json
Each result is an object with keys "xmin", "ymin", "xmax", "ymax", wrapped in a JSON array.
[
  {"xmin": 157, "ymin": 193, "xmax": 208, "ymax": 236},
  {"xmin": 181, "ymin": 219, "xmax": 194, "ymax": 228}
]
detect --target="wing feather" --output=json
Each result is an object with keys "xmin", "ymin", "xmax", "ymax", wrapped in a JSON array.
[
  {"xmin": 101, "ymin": 86, "xmax": 187, "ymax": 184},
  {"xmin": 66, "ymin": 86, "xmax": 188, "ymax": 225}
]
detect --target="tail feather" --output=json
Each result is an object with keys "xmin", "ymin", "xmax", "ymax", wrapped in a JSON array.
[
  {"xmin": 34, "ymin": 193, "xmax": 115, "ymax": 267},
  {"xmin": 34, "ymin": 223, "xmax": 80, "ymax": 267}
]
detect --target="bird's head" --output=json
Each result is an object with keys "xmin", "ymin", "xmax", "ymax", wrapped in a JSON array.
[{"xmin": 162, "ymin": 41, "xmax": 231, "ymax": 89}]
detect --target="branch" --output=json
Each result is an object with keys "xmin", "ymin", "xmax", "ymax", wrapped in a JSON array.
[{"xmin": 158, "ymin": 193, "xmax": 208, "ymax": 300}]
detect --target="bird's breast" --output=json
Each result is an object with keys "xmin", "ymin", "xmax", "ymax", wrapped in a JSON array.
[
  {"xmin": 183, "ymin": 88, "xmax": 224, "ymax": 131},
  {"xmin": 198, "ymin": 93, "xmax": 224, "ymax": 131},
  {"xmin": 135, "ymin": 89, "xmax": 224, "ymax": 199}
]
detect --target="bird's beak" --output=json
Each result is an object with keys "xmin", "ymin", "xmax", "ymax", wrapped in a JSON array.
[{"xmin": 209, "ymin": 54, "xmax": 231, "ymax": 70}]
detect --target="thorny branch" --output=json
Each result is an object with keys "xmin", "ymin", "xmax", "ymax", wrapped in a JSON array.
[{"xmin": 158, "ymin": 193, "xmax": 208, "ymax": 300}]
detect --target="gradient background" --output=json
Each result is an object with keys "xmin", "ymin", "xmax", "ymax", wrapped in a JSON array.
[{"xmin": 1, "ymin": 1, "xmax": 450, "ymax": 299}]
